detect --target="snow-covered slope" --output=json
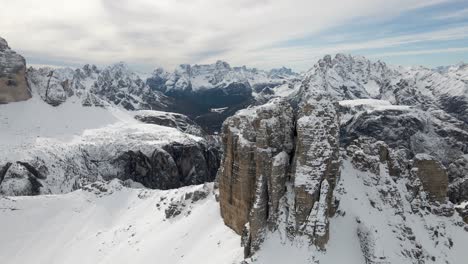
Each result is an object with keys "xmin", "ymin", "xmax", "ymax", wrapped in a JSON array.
[{"xmin": 0, "ymin": 182, "xmax": 244, "ymax": 264}]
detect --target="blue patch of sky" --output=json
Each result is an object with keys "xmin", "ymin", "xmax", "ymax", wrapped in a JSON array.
[{"xmin": 270, "ymin": 1, "xmax": 468, "ymax": 67}]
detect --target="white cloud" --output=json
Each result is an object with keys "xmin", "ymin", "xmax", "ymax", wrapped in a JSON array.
[{"xmin": 0, "ymin": 0, "xmax": 457, "ymax": 70}]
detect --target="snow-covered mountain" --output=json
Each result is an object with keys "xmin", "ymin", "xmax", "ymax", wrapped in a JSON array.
[
  {"xmin": 146, "ymin": 61, "xmax": 301, "ymax": 133},
  {"xmin": 27, "ymin": 62, "xmax": 173, "ymax": 111},
  {"xmin": 435, "ymin": 62, "xmax": 468, "ymax": 84},
  {"xmin": 24, "ymin": 60, "xmax": 300, "ymax": 133},
  {"xmin": 1, "ymin": 35, "xmax": 468, "ymax": 264},
  {"xmin": 147, "ymin": 60, "xmax": 298, "ymax": 93},
  {"xmin": 218, "ymin": 54, "xmax": 468, "ymax": 263}
]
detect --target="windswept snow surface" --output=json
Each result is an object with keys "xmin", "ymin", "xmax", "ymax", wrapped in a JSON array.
[
  {"xmin": 0, "ymin": 183, "xmax": 243, "ymax": 264},
  {"xmin": 0, "ymin": 96, "xmax": 119, "ymax": 158},
  {"xmin": 0, "ymin": 96, "xmax": 200, "ymax": 162}
]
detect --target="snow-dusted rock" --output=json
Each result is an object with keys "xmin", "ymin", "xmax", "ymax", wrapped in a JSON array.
[
  {"xmin": 27, "ymin": 62, "xmax": 172, "ymax": 110},
  {"xmin": 134, "ymin": 110, "xmax": 205, "ymax": 136},
  {"xmin": 0, "ymin": 162, "xmax": 42, "ymax": 196},
  {"xmin": 0, "ymin": 123, "xmax": 220, "ymax": 194}
]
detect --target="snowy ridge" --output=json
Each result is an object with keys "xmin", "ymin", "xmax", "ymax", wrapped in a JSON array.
[
  {"xmin": 27, "ymin": 62, "xmax": 171, "ymax": 110},
  {"xmin": 149, "ymin": 60, "xmax": 299, "ymax": 93}
]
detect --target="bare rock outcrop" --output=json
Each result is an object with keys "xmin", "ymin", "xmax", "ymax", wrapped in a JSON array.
[
  {"xmin": 412, "ymin": 154, "xmax": 448, "ymax": 203},
  {"xmin": 219, "ymin": 96, "xmax": 340, "ymax": 256},
  {"xmin": 218, "ymin": 99, "xmax": 295, "ymax": 256},
  {"xmin": 0, "ymin": 37, "xmax": 31, "ymax": 104}
]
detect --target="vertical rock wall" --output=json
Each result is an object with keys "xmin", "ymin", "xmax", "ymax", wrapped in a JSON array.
[
  {"xmin": 218, "ymin": 99, "xmax": 295, "ymax": 255},
  {"xmin": 291, "ymin": 99, "xmax": 340, "ymax": 249},
  {"xmin": 218, "ymin": 97, "xmax": 340, "ymax": 256},
  {"xmin": 0, "ymin": 37, "xmax": 31, "ymax": 104}
]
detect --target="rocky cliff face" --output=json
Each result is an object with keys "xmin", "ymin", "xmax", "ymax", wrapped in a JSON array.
[
  {"xmin": 0, "ymin": 37, "xmax": 31, "ymax": 104},
  {"xmin": 218, "ymin": 96, "xmax": 341, "ymax": 256},
  {"xmin": 218, "ymin": 54, "xmax": 468, "ymax": 262},
  {"xmin": 218, "ymin": 99, "xmax": 295, "ymax": 254},
  {"xmin": 0, "ymin": 123, "xmax": 220, "ymax": 196}
]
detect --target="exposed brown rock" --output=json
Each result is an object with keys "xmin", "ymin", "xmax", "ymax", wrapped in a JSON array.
[
  {"xmin": 0, "ymin": 37, "xmax": 31, "ymax": 104},
  {"xmin": 413, "ymin": 154, "xmax": 448, "ymax": 203},
  {"xmin": 219, "ymin": 97, "xmax": 340, "ymax": 254},
  {"xmin": 219, "ymin": 130, "xmax": 257, "ymax": 234},
  {"xmin": 218, "ymin": 99, "xmax": 294, "ymax": 256},
  {"xmin": 267, "ymin": 151, "xmax": 289, "ymax": 227}
]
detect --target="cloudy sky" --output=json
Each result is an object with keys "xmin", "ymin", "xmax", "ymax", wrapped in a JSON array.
[{"xmin": 1, "ymin": 0, "xmax": 468, "ymax": 71}]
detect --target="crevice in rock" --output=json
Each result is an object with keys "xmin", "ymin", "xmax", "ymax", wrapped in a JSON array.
[{"xmin": 0, "ymin": 162, "xmax": 12, "ymax": 185}]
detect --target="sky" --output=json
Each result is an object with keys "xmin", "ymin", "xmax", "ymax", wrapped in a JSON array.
[{"xmin": 1, "ymin": 0, "xmax": 468, "ymax": 72}]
